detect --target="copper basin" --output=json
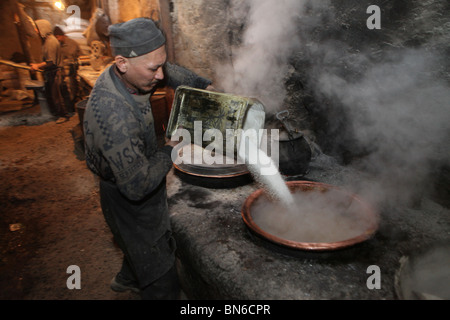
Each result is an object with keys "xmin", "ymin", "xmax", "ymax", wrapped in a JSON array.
[{"xmin": 241, "ymin": 181, "xmax": 379, "ymax": 251}]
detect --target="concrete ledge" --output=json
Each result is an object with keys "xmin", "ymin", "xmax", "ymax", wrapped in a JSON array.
[{"xmin": 167, "ymin": 163, "xmax": 449, "ymax": 300}]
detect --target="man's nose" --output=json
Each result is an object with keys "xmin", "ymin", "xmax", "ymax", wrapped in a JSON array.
[{"xmin": 155, "ymin": 67, "xmax": 164, "ymax": 80}]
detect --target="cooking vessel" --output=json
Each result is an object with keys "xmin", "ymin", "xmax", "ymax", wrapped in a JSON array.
[
  {"xmin": 172, "ymin": 143, "xmax": 252, "ymax": 188},
  {"xmin": 241, "ymin": 181, "xmax": 379, "ymax": 251},
  {"xmin": 272, "ymin": 110, "xmax": 311, "ymax": 176},
  {"xmin": 395, "ymin": 243, "xmax": 450, "ymax": 300}
]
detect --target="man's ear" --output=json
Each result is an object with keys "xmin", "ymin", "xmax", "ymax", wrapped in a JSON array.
[{"xmin": 115, "ymin": 55, "xmax": 128, "ymax": 73}]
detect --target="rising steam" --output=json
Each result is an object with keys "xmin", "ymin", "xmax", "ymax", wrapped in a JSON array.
[
  {"xmin": 315, "ymin": 48, "xmax": 450, "ymax": 206},
  {"xmin": 216, "ymin": 0, "xmax": 450, "ymax": 207},
  {"xmin": 217, "ymin": 0, "xmax": 305, "ymax": 111}
]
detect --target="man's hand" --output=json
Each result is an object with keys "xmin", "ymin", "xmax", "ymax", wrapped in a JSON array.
[
  {"xmin": 30, "ymin": 63, "xmax": 40, "ymax": 71},
  {"xmin": 164, "ymin": 126, "xmax": 185, "ymax": 148},
  {"xmin": 164, "ymin": 136, "xmax": 180, "ymax": 148},
  {"xmin": 30, "ymin": 62, "xmax": 45, "ymax": 71}
]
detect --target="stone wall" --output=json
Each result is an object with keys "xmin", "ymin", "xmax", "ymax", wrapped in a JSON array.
[
  {"xmin": 108, "ymin": 0, "xmax": 160, "ymax": 23},
  {"xmin": 0, "ymin": 1, "xmax": 25, "ymax": 62},
  {"xmin": 170, "ymin": 0, "xmax": 232, "ymax": 81}
]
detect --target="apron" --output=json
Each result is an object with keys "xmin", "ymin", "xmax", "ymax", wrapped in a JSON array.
[
  {"xmin": 98, "ymin": 67, "xmax": 176, "ymax": 287},
  {"xmin": 100, "ymin": 177, "xmax": 176, "ymax": 287}
]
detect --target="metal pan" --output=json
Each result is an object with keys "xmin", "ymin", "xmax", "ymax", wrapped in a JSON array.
[{"xmin": 241, "ymin": 181, "xmax": 379, "ymax": 251}]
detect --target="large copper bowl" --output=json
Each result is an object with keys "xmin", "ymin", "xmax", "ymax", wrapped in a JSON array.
[{"xmin": 241, "ymin": 181, "xmax": 379, "ymax": 251}]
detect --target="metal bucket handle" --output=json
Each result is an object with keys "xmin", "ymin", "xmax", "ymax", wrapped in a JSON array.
[{"xmin": 276, "ymin": 110, "xmax": 303, "ymax": 140}]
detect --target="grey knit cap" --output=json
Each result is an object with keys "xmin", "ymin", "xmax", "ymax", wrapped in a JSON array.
[{"xmin": 108, "ymin": 18, "xmax": 166, "ymax": 58}]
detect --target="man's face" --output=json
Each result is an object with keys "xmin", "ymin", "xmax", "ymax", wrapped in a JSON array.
[
  {"xmin": 121, "ymin": 45, "xmax": 167, "ymax": 94},
  {"xmin": 55, "ymin": 35, "xmax": 65, "ymax": 43}
]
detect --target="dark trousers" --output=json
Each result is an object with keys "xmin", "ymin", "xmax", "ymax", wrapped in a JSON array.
[
  {"xmin": 44, "ymin": 67, "xmax": 69, "ymax": 117},
  {"xmin": 118, "ymin": 252, "xmax": 180, "ymax": 300},
  {"xmin": 99, "ymin": 179, "xmax": 180, "ymax": 300},
  {"xmin": 63, "ymin": 63, "xmax": 78, "ymax": 111}
]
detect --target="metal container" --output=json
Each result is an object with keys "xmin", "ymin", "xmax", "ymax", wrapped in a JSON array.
[
  {"xmin": 395, "ymin": 243, "xmax": 450, "ymax": 300},
  {"xmin": 274, "ymin": 110, "xmax": 311, "ymax": 176},
  {"xmin": 241, "ymin": 181, "xmax": 379, "ymax": 251},
  {"xmin": 166, "ymin": 86, "xmax": 266, "ymax": 157}
]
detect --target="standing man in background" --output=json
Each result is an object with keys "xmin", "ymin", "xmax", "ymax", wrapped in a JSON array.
[
  {"xmin": 54, "ymin": 26, "xmax": 81, "ymax": 110},
  {"xmin": 31, "ymin": 19, "xmax": 70, "ymax": 123},
  {"xmin": 83, "ymin": 17, "xmax": 212, "ymax": 300}
]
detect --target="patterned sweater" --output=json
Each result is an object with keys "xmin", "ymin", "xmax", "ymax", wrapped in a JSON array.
[{"xmin": 83, "ymin": 63, "xmax": 211, "ymax": 201}]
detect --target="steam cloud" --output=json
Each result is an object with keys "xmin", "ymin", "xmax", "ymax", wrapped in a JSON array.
[
  {"xmin": 316, "ymin": 48, "xmax": 450, "ymax": 206},
  {"xmin": 217, "ymin": 0, "xmax": 305, "ymax": 111},
  {"xmin": 216, "ymin": 0, "xmax": 450, "ymax": 207}
]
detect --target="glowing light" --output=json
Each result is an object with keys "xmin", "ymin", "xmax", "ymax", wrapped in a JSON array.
[{"xmin": 55, "ymin": 1, "xmax": 65, "ymax": 10}]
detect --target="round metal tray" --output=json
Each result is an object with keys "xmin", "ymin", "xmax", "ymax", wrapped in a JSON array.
[
  {"xmin": 173, "ymin": 144, "xmax": 252, "ymax": 188},
  {"xmin": 241, "ymin": 181, "xmax": 379, "ymax": 251}
]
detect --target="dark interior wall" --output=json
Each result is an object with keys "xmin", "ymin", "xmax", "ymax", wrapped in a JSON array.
[
  {"xmin": 287, "ymin": 0, "xmax": 450, "ymax": 206},
  {"xmin": 290, "ymin": 0, "xmax": 450, "ymax": 161},
  {"xmin": 0, "ymin": 0, "xmax": 26, "ymax": 61}
]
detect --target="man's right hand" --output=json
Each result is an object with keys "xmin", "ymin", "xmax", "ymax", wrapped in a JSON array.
[
  {"xmin": 30, "ymin": 63, "xmax": 40, "ymax": 71},
  {"xmin": 164, "ymin": 136, "xmax": 180, "ymax": 148},
  {"xmin": 164, "ymin": 126, "xmax": 185, "ymax": 147},
  {"xmin": 30, "ymin": 62, "xmax": 46, "ymax": 71}
]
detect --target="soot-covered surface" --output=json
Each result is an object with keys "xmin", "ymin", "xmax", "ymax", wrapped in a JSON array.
[{"xmin": 167, "ymin": 158, "xmax": 449, "ymax": 300}]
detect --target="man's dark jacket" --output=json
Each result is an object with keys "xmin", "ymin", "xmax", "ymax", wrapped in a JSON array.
[{"xmin": 83, "ymin": 62, "xmax": 211, "ymax": 286}]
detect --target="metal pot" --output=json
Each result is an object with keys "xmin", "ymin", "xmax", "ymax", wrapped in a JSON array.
[
  {"xmin": 272, "ymin": 110, "xmax": 312, "ymax": 176},
  {"xmin": 278, "ymin": 134, "xmax": 311, "ymax": 176}
]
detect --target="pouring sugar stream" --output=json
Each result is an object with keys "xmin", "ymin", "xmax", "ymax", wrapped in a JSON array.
[{"xmin": 236, "ymin": 115, "xmax": 295, "ymax": 208}]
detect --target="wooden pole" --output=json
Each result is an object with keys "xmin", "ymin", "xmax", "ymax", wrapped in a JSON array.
[{"xmin": 158, "ymin": 0, "xmax": 175, "ymax": 63}]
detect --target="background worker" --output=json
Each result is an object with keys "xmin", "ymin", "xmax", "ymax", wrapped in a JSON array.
[
  {"xmin": 31, "ymin": 19, "xmax": 70, "ymax": 123},
  {"xmin": 53, "ymin": 26, "xmax": 81, "ymax": 110}
]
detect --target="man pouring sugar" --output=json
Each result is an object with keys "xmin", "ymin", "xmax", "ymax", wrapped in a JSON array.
[{"xmin": 83, "ymin": 18, "xmax": 212, "ymax": 299}]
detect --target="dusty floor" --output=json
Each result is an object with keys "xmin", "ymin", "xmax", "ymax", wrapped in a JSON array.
[{"xmin": 0, "ymin": 102, "xmax": 139, "ymax": 300}]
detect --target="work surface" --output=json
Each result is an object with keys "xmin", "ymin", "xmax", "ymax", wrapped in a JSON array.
[
  {"xmin": 166, "ymin": 156, "xmax": 449, "ymax": 300},
  {"xmin": 78, "ymin": 65, "xmax": 106, "ymax": 88}
]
